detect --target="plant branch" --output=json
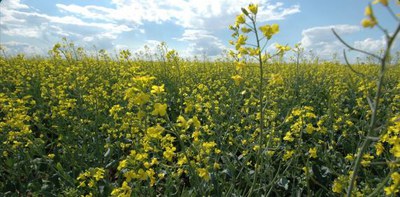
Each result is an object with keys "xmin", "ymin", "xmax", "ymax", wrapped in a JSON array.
[
  {"xmin": 332, "ymin": 29, "xmax": 382, "ymax": 60},
  {"xmin": 346, "ymin": 22, "xmax": 400, "ymax": 197},
  {"xmin": 342, "ymin": 50, "xmax": 368, "ymax": 78},
  {"xmin": 387, "ymin": 6, "xmax": 400, "ymax": 22}
]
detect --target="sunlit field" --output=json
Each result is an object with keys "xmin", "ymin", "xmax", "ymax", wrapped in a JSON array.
[{"xmin": 1, "ymin": 1, "xmax": 399, "ymax": 197}]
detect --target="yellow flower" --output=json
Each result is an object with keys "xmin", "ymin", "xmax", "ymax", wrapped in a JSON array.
[
  {"xmin": 118, "ymin": 159, "xmax": 128, "ymax": 171},
  {"xmin": 190, "ymin": 116, "xmax": 201, "ymax": 129},
  {"xmin": 202, "ymin": 141, "xmax": 217, "ymax": 154},
  {"xmin": 124, "ymin": 170, "xmax": 136, "ymax": 182},
  {"xmin": 146, "ymin": 169, "xmax": 156, "ymax": 186},
  {"xmin": 241, "ymin": 27, "xmax": 252, "ymax": 33},
  {"xmin": 77, "ymin": 171, "xmax": 90, "ymax": 181},
  {"xmin": 231, "ymin": 75, "xmax": 243, "ymax": 86},
  {"xmin": 345, "ymin": 154, "xmax": 354, "ymax": 161},
  {"xmin": 197, "ymin": 168, "xmax": 210, "ymax": 181},
  {"xmin": 135, "ymin": 153, "xmax": 148, "ymax": 161},
  {"xmin": 152, "ymin": 103, "xmax": 167, "ymax": 116},
  {"xmin": 132, "ymin": 92, "xmax": 150, "ymax": 105},
  {"xmin": 283, "ymin": 150, "xmax": 295, "ymax": 161},
  {"xmin": 302, "ymin": 166, "xmax": 308, "ymax": 174},
  {"xmin": 177, "ymin": 155, "xmax": 188, "ymax": 166},
  {"xmin": 392, "ymin": 172, "xmax": 400, "ymax": 185},
  {"xmin": 248, "ymin": 3, "xmax": 258, "ymax": 14},
  {"xmin": 309, "ymin": 147, "xmax": 317, "ymax": 158},
  {"xmin": 147, "ymin": 125, "xmax": 165, "ymax": 139},
  {"xmin": 332, "ymin": 178, "xmax": 343, "ymax": 193},
  {"xmin": 391, "ymin": 143, "xmax": 400, "ymax": 157},
  {"xmin": 78, "ymin": 181, "xmax": 86, "ymax": 188},
  {"xmin": 361, "ymin": 5, "xmax": 377, "ymax": 28},
  {"xmin": 92, "ymin": 168, "xmax": 104, "ymax": 181},
  {"xmin": 269, "ymin": 73, "xmax": 284, "ymax": 86},
  {"xmin": 150, "ymin": 84, "xmax": 164, "ymax": 94},
  {"xmin": 283, "ymin": 131, "xmax": 294, "ymax": 142},
  {"xmin": 253, "ymin": 145, "xmax": 260, "ymax": 151},
  {"xmin": 151, "ymin": 157, "xmax": 158, "ymax": 165},
  {"xmin": 236, "ymin": 35, "xmax": 247, "ymax": 49},
  {"xmin": 275, "ymin": 43, "xmax": 291, "ymax": 54},
  {"xmin": 111, "ymin": 181, "xmax": 132, "ymax": 197},
  {"xmin": 235, "ymin": 14, "xmax": 246, "ymax": 25},
  {"xmin": 163, "ymin": 146, "xmax": 176, "ymax": 161},
  {"xmin": 47, "ymin": 153, "xmax": 55, "ymax": 159},
  {"xmin": 372, "ymin": 0, "xmax": 388, "ymax": 6},
  {"xmin": 385, "ymin": 172, "xmax": 400, "ymax": 195},
  {"xmin": 305, "ymin": 124, "xmax": 314, "ymax": 134},
  {"xmin": 158, "ymin": 173, "xmax": 165, "ymax": 179},
  {"xmin": 214, "ymin": 162, "xmax": 221, "ymax": 170},
  {"xmin": 292, "ymin": 108, "xmax": 302, "ymax": 116},
  {"xmin": 235, "ymin": 61, "xmax": 246, "ymax": 70},
  {"xmin": 259, "ymin": 24, "xmax": 279, "ymax": 39},
  {"xmin": 384, "ymin": 185, "xmax": 398, "ymax": 196},
  {"xmin": 176, "ymin": 115, "xmax": 188, "ymax": 129},
  {"xmin": 88, "ymin": 179, "xmax": 95, "ymax": 188},
  {"xmin": 375, "ymin": 142, "xmax": 384, "ymax": 156},
  {"xmin": 361, "ymin": 153, "xmax": 374, "ymax": 167},
  {"xmin": 137, "ymin": 168, "xmax": 147, "ymax": 180},
  {"xmin": 365, "ymin": 5, "xmax": 373, "ymax": 16},
  {"xmin": 361, "ymin": 18, "xmax": 377, "ymax": 28},
  {"xmin": 248, "ymin": 48, "xmax": 260, "ymax": 56}
]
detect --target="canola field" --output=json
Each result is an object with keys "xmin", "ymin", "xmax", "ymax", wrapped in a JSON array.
[
  {"xmin": 1, "ymin": 2, "xmax": 400, "ymax": 197},
  {"xmin": 1, "ymin": 47, "xmax": 399, "ymax": 196}
]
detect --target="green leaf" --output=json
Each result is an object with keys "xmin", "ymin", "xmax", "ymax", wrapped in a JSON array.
[
  {"xmin": 277, "ymin": 177, "xmax": 290, "ymax": 190},
  {"xmin": 56, "ymin": 162, "xmax": 64, "ymax": 172}
]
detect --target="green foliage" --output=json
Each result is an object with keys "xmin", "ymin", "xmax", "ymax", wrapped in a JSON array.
[
  {"xmin": 1, "ymin": 43, "xmax": 399, "ymax": 196},
  {"xmin": 1, "ymin": 1, "xmax": 399, "ymax": 196}
]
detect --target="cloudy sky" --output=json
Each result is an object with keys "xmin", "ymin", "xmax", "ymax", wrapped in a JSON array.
[{"xmin": 0, "ymin": 0, "xmax": 399, "ymax": 60}]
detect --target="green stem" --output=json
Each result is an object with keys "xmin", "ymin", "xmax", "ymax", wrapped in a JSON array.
[
  {"xmin": 346, "ymin": 23, "xmax": 400, "ymax": 197},
  {"xmin": 247, "ymin": 13, "xmax": 266, "ymax": 196},
  {"xmin": 367, "ymin": 171, "xmax": 392, "ymax": 197}
]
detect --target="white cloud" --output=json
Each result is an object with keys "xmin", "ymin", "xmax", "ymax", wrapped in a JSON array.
[
  {"xmin": 0, "ymin": 0, "xmax": 136, "ymax": 54},
  {"xmin": 177, "ymin": 29, "xmax": 227, "ymax": 56},
  {"xmin": 1, "ymin": 0, "xmax": 29, "ymax": 10},
  {"xmin": 257, "ymin": 2, "xmax": 300, "ymax": 22},
  {"xmin": 298, "ymin": 25, "xmax": 400, "ymax": 62},
  {"xmin": 58, "ymin": 0, "xmax": 299, "ymax": 57},
  {"xmin": 133, "ymin": 40, "xmax": 165, "ymax": 58},
  {"xmin": 0, "ymin": 0, "xmax": 300, "ymax": 56},
  {"xmin": 0, "ymin": 0, "xmax": 30, "ymax": 24},
  {"xmin": 56, "ymin": 4, "xmax": 115, "ymax": 21},
  {"xmin": 354, "ymin": 37, "xmax": 386, "ymax": 54},
  {"xmin": 300, "ymin": 24, "xmax": 361, "ymax": 59},
  {"xmin": 301, "ymin": 25, "xmax": 360, "ymax": 48},
  {"xmin": 1, "ymin": 41, "xmax": 43, "ymax": 55},
  {"xmin": 55, "ymin": 0, "xmax": 300, "ymax": 29}
]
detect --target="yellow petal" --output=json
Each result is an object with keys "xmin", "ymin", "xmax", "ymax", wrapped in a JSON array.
[
  {"xmin": 365, "ymin": 5, "xmax": 373, "ymax": 17},
  {"xmin": 248, "ymin": 3, "xmax": 258, "ymax": 15},
  {"xmin": 373, "ymin": 0, "xmax": 388, "ymax": 6},
  {"xmin": 361, "ymin": 18, "xmax": 376, "ymax": 28}
]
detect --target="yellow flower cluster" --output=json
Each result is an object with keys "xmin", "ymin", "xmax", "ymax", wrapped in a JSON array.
[
  {"xmin": 1, "ymin": 5, "xmax": 400, "ymax": 194},
  {"xmin": 385, "ymin": 172, "xmax": 400, "ymax": 195},
  {"xmin": 77, "ymin": 167, "xmax": 105, "ymax": 188}
]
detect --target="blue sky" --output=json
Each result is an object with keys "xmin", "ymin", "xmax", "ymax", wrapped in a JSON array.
[{"xmin": 0, "ymin": 0, "xmax": 399, "ymax": 61}]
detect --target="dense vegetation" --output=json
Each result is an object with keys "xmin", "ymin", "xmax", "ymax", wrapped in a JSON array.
[
  {"xmin": 0, "ymin": 44, "xmax": 399, "ymax": 196},
  {"xmin": 1, "ymin": 1, "xmax": 399, "ymax": 196}
]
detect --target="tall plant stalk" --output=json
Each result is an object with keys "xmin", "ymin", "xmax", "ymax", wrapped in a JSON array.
[
  {"xmin": 228, "ymin": 4, "xmax": 290, "ymax": 195},
  {"xmin": 332, "ymin": 1, "xmax": 400, "ymax": 195}
]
